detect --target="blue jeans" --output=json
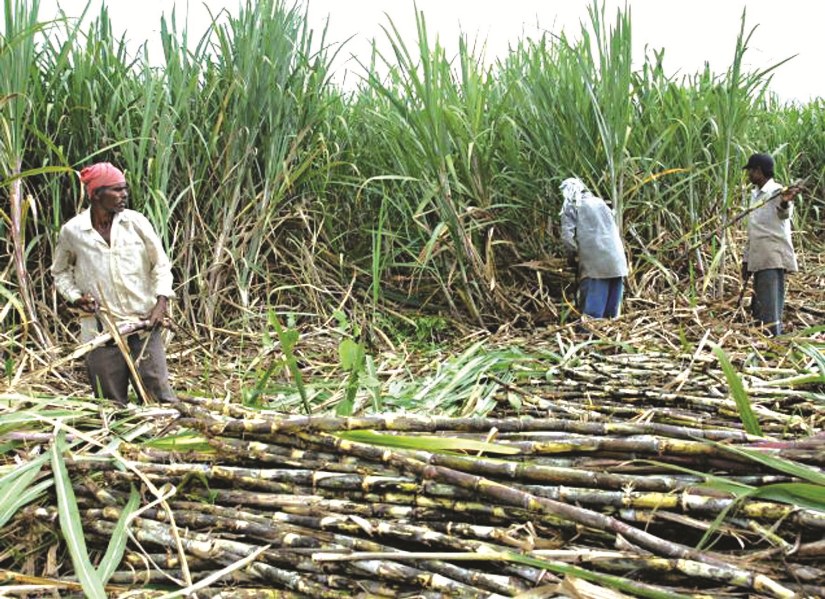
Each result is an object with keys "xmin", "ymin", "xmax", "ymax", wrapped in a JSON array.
[
  {"xmin": 580, "ymin": 277, "xmax": 624, "ymax": 318},
  {"xmin": 752, "ymin": 268, "xmax": 785, "ymax": 336}
]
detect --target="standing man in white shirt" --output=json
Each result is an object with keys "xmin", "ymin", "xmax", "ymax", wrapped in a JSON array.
[
  {"xmin": 742, "ymin": 153, "xmax": 799, "ymax": 337},
  {"xmin": 560, "ymin": 177, "xmax": 629, "ymax": 320},
  {"xmin": 52, "ymin": 162, "xmax": 176, "ymax": 403}
]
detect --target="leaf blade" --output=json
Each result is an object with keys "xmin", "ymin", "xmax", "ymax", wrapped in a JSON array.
[
  {"xmin": 712, "ymin": 344, "xmax": 762, "ymax": 436},
  {"xmin": 51, "ymin": 431, "xmax": 107, "ymax": 599}
]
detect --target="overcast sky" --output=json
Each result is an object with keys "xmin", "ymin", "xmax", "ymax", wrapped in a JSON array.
[{"xmin": 36, "ymin": 0, "xmax": 825, "ymax": 102}]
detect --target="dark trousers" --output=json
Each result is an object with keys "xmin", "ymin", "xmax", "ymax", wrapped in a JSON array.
[
  {"xmin": 752, "ymin": 268, "xmax": 785, "ymax": 336},
  {"xmin": 580, "ymin": 277, "xmax": 624, "ymax": 318},
  {"xmin": 85, "ymin": 329, "xmax": 175, "ymax": 404}
]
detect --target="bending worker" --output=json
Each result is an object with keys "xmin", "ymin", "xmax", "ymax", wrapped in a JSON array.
[
  {"xmin": 742, "ymin": 153, "xmax": 799, "ymax": 336},
  {"xmin": 52, "ymin": 161, "xmax": 176, "ymax": 404},
  {"xmin": 560, "ymin": 177, "xmax": 628, "ymax": 319}
]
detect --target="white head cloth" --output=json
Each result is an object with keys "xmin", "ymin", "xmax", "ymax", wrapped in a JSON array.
[{"xmin": 560, "ymin": 177, "xmax": 590, "ymax": 213}]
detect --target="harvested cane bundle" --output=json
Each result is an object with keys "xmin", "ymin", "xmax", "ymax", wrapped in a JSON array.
[{"xmin": 3, "ymin": 292, "xmax": 824, "ymax": 598}]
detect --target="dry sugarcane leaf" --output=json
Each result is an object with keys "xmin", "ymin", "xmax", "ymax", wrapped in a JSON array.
[
  {"xmin": 513, "ymin": 582, "xmax": 565, "ymax": 598},
  {"xmin": 559, "ymin": 575, "xmax": 634, "ymax": 599}
]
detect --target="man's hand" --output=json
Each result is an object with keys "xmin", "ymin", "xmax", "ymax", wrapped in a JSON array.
[
  {"xmin": 566, "ymin": 252, "xmax": 578, "ymax": 269},
  {"xmin": 779, "ymin": 185, "xmax": 802, "ymax": 209},
  {"xmin": 781, "ymin": 185, "xmax": 802, "ymax": 201},
  {"xmin": 72, "ymin": 293, "xmax": 97, "ymax": 313},
  {"xmin": 147, "ymin": 296, "xmax": 168, "ymax": 329}
]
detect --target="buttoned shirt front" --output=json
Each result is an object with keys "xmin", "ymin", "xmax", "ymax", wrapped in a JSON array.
[
  {"xmin": 744, "ymin": 179, "xmax": 797, "ymax": 273},
  {"xmin": 52, "ymin": 209, "xmax": 174, "ymax": 342}
]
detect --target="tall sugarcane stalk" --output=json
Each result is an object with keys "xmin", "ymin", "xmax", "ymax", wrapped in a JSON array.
[{"xmin": 2, "ymin": 0, "xmax": 50, "ymax": 349}]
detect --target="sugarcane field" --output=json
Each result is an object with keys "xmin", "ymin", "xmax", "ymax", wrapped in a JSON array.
[{"xmin": 2, "ymin": 0, "xmax": 825, "ymax": 597}]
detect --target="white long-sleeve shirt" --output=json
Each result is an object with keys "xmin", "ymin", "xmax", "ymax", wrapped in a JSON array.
[
  {"xmin": 561, "ymin": 194, "xmax": 628, "ymax": 279},
  {"xmin": 52, "ymin": 209, "xmax": 174, "ymax": 342},
  {"xmin": 744, "ymin": 178, "xmax": 797, "ymax": 273}
]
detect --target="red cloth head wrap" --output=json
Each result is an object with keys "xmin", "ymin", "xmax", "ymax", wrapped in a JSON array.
[{"xmin": 79, "ymin": 162, "xmax": 126, "ymax": 199}]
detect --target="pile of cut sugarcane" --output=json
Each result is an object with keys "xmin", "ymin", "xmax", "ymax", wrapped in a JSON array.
[
  {"xmin": 495, "ymin": 344, "xmax": 823, "ymax": 434},
  {"xmin": 4, "ymin": 389, "xmax": 818, "ymax": 598},
  {"xmin": 3, "ymin": 274, "xmax": 825, "ymax": 597}
]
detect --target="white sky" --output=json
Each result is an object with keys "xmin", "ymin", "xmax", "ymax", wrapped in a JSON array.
[{"xmin": 35, "ymin": 0, "xmax": 825, "ymax": 102}]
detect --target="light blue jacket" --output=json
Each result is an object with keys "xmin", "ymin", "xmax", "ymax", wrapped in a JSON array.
[{"xmin": 561, "ymin": 193, "xmax": 628, "ymax": 279}]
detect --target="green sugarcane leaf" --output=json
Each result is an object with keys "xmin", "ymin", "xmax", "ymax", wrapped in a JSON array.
[
  {"xmin": 708, "ymin": 441, "xmax": 825, "ymax": 486},
  {"xmin": 793, "ymin": 325, "xmax": 825, "ymax": 337},
  {"xmin": 98, "ymin": 486, "xmax": 140, "ymax": 583},
  {"xmin": 338, "ymin": 339, "xmax": 366, "ymax": 416},
  {"xmin": 0, "ymin": 444, "xmax": 77, "ymax": 527},
  {"xmin": 641, "ymin": 459, "xmax": 760, "ymax": 550},
  {"xmin": 269, "ymin": 310, "xmax": 310, "ymax": 414},
  {"xmin": 764, "ymin": 373, "xmax": 825, "ymax": 388},
  {"xmin": 336, "ymin": 394, "xmax": 355, "ymax": 417},
  {"xmin": 365, "ymin": 356, "xmax": 382, "ymax": 412},
  {"xmin": 336, "ymin": 369, "xmax": 359, "ymax": 417},
  {"xmin": 0, "ymin": 475, "xmax": 53, "ymax": 528},
  {"xmin": 339, "ymin": 338, "xmax": 364, "ymax": 371},
  {"xmin": 338, "ymin": 430, "xmax": 520, "ymax": 455},
  {"xmin": 13, "ymin": 477, "xmax": 55, "ymax": 504},
  {"xmin": 748, "ymin": 482, "xmax": 825, "ymax": 512},
  {"xmin": 0, "ymin": 409, "xmax": 90, "ymax": 428},
  {"xmin": 503, "ymin": 550, "xmax": 692, "ymax": 599},
  {"xmin": 711, "ymin": 344, "xmax": 762, "ymax": 436},
  {"xmin": 51, "ymin": 431, "xmax": 107, "ymax": 599},
  {"xmin": 0, "ymin": 448, "xmax": 49, "ymax": 486},
  {"xmin": 797, "ymin": 343, "xmax": 825, "ymax": 380},
  {"xmin": 0, "ymin": 282, "xmax": 26, "ymax": 324},
  {"xmin": 696, "ymin": 479, "xmax": 754, "ymax": 496},
  {"xmin": 281, "ymin": 329, "xmax": 299, "ymax": 352},
  {"xmin": 696, "ymin": 494, "xmax": 745, "ymax": 551},
  {"xmin": 145, "ymin": 433, "xmax": 214, "ymax": 452}
]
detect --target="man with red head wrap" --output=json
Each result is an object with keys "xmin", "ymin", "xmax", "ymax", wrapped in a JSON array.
[{"xmin": 52, "ymin": 162, "xmax": 176, "ymax": 404}]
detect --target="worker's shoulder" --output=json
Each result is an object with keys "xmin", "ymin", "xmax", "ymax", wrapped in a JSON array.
[
  {"xmin": 119, "ymin": 209, "xmax": 156, "ymax": 228},
  {"xmin": 60, "ymin": 209, "xmax": 91, "ymax": 232},
  {"xmin": 582, "ymin": 194, "xmax": 610, "ymax": 209},
  {"xmin": 759, "ymin": 179, "xmax": 783, "ymax": 196},
  {"xmin": 119, "ymin": 208, "xmax": 148, "ymax": 220}
]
